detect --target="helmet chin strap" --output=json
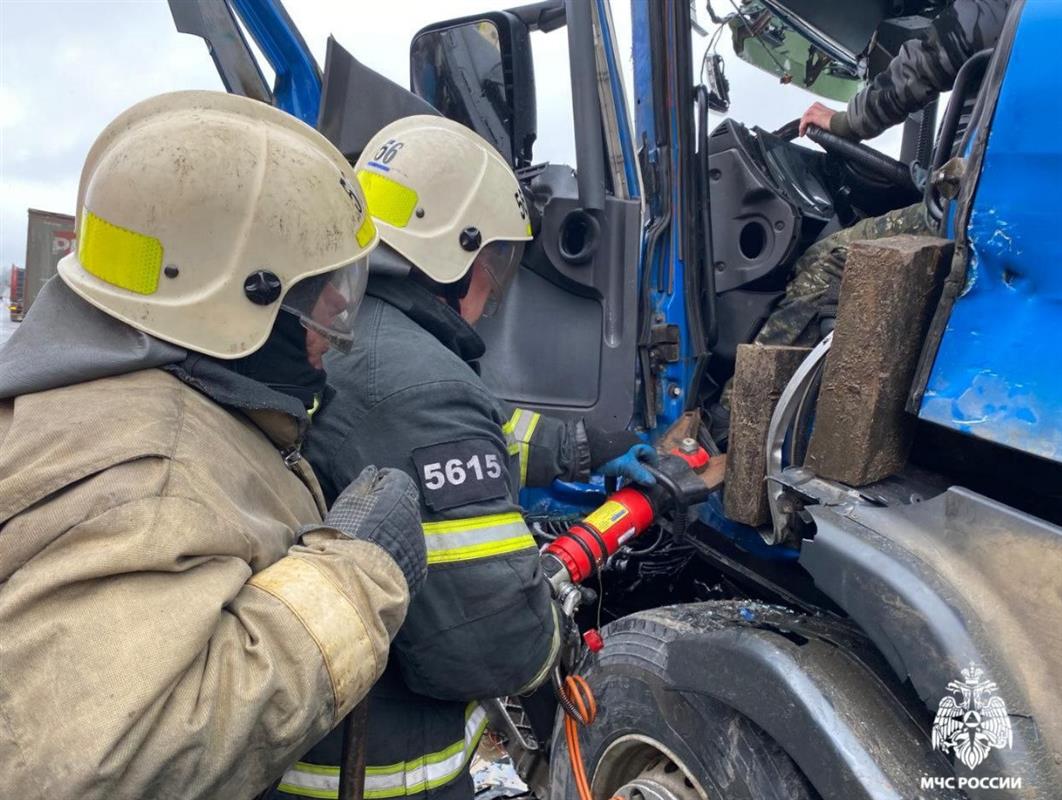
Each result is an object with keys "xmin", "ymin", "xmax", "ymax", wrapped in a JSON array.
[{"xmin": 369, "ymin": 241, "xmax": 474, "ymax": 314}]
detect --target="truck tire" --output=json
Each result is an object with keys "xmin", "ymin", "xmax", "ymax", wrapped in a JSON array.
[{"xmin": 549, "ymin": 602, "xmax": 819, "ymax": 800}]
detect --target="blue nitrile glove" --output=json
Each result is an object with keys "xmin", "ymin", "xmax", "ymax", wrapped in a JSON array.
[{"xmin": 598, "ymin": 443, "xmax": 658, "ymax": 486}]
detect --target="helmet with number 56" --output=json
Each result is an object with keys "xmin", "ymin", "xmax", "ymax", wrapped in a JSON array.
[{"xmin": 355, "ymin": 115, "xmax": 532, "ymax": 317}]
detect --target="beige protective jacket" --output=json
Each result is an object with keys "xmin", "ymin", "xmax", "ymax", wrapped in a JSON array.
[{"xmin": 0, "ymin": 368, "xmax": 410, "ymax": 800}]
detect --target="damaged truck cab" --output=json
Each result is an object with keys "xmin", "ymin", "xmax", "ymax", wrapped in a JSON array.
[{"xmin": 172, "ymin": 0, "xmax": 1062, "ymax": 797}]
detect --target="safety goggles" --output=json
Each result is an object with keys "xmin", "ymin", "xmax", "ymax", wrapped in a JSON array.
[
  {"xmin": 477, "ymin": 240, "xmax": 526, "ymax": 318},
  {"xmin": 280, "ymin": 258, "xmax": 369, "ymax": 353}
]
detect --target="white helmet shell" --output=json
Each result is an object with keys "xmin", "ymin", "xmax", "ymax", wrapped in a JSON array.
[
  {"xmin": 354, "ymin": 115, "xmax": 532, "ymax": 284},
  {"xmin": 59, "ymin": 90, "xmax": 378, "ymax": 359}
]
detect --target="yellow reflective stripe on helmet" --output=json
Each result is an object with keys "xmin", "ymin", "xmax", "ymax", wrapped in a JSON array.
[
  {"xmin": 505, "ymin": 408, "xmax": 541, "ymax": 487},
  {"xmin": 357, "ymin": 169, "xmax": 418, "ymax": 228},
  {"xmin": 78, "ymin": 209, "xmax": 163, "ymax": 295},
  {"xmin": 356, "ymin": 214, "xmax": 377, "ymax": 248},
  {"xmin": 422, "ymin": 512, "xmax": 535, "ymax": 564}
]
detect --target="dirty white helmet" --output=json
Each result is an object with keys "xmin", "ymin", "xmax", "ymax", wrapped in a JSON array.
[
  {"xmin": 355, "ymin": 115, "xmax": 531, "ymax": 315},
  {"xmin": 59, "ymin": 90, "xmax": 378, "ymax": 359}
]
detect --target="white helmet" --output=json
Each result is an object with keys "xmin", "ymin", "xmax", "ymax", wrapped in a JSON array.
[
  {"xmin": 354, "ymin": 115, "xmax": 531, "ymax": 315},
  {"xmin": 59, "ymin": 90, "xmax": 379, "ymax": 360}
]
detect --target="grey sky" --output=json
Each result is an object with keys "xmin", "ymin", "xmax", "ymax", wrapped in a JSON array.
[{"xmin": 0, "ymin": 0, "xmax": 902, "ymax": 273}]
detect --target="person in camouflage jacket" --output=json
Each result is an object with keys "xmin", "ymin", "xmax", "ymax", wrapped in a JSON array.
[
  {"xmin": 800, "ymin": 0, "xmax": 1011, "ymax": 140},
  {"xmin": 718, "ymin": 0, "xmax": 1012, "ymax": 422}
]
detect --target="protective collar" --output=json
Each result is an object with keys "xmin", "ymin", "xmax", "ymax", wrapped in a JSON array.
[
  {"xmin": 0, "ymin": 277, "xmax": 308, "ymax": 448},
  {"xmin": 163, "ymin": 355, "xmax": 309, "ymax": 449},
  {"xmin": 0, "ymin": 277, "xmax": 184, "ymax": 400},
  {"xmin": 366, "ymin": 274, "xmax": 486, "ymax": 363}
]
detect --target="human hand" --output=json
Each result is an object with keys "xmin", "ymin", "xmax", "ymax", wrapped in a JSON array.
[
  {"xmin": 799, "ymin": 102, "xmax": 836, "ymax": 137},
  {"xmin": 598, "ymin": 443, "xmax": 659, "ymax": 486},
  {"xmin": 326, "ymin": 466, "xmax": 427, "ymax": 594}
]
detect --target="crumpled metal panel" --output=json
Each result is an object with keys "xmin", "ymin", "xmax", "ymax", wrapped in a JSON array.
[{"xmin": 919, "ymin": 1, "xmax": 1062, "ymax": 463}]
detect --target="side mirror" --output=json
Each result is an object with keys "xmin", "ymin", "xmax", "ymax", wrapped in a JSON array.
[
  {"xmin": 703, "ymin": 53, "xmax": 730, "ymax": 112},
  {"xmin": 410, "ymin": 12, "xmax": 536, "ymax": 169}
]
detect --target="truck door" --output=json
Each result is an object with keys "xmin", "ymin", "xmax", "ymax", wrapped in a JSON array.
[{"xmin": 406, "ymin": 2, "xmax": 644, "ymax": 431}]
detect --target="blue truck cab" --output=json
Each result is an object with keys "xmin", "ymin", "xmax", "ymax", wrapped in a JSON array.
[{"xmin": 172, "ymin": 1, "xmax": 1061, "ymax": 796}]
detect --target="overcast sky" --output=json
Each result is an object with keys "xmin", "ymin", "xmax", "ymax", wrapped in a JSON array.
[{"xmin": 0, "ymin": 0, "xmax": 903, "ymax": 272}]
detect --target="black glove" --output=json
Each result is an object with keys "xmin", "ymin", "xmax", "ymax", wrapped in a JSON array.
[
  {"xmin": 325, "ymin": 466, "xmax": 427, "ymax": 595},
  {"xmin": 585, "ymin": 426, "xmax": 643, "ymax": 469}
]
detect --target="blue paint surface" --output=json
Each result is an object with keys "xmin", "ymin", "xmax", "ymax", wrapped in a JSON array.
[
  {"xmin": 632, "ymin": 0, "xmax": 699, "ymax": 431},
  {"xmin": 520, "ymin": 480, "xmax": 608, "ymax": 518},
  {"xmin": 697, "ymin": 494, "xmax": 799, "ymax": 561},
  {"xmin": 231, "ymin": 0, "xmax": 321, "ymax": 125},
  {"xmin": 919, "ymin": 0, "xmax": 1062, "ymax": 463}
]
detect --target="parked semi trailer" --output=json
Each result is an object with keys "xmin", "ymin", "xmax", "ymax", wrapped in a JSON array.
[
  {"xmin": 23, "ymin": 209, "xmax": 75, "ymax": 317},
  {"xmin": 8, "ymin": 266, "xmax": 24, "ymax": 322}
]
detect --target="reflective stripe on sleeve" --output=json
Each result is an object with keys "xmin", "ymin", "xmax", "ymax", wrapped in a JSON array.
[
  {"xmin": 277, "ymin": 761, "xmax": 340, "ymax": 799},
  {"xmin": 422, "ymin": 513, "xmax": 535, "ymax": 565},
  {"xmin": 519, "ymin": 601, "xmax": 562, "ymax": 693},
  {"xmin": 247, "ymin": 555, "xmax": 376, "ymax": 722},
  {"xmin": 502, "ymin": 412, "xmax": 521, "ymax": 456},
  {"xmin": 504, "ymin": 408, "xmax": 541, "ymax": 487},
  {"xmin": 277, "ymin": 704, "xmax": 489, "ymax": 799}
]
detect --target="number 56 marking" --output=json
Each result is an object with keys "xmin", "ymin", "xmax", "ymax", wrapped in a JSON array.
[{"xmin": 423, "ymin": 453, "xmax": 502, "ymax": 490}]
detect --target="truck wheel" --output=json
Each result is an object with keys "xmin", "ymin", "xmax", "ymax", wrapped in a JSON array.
[{"xmin": 549, "ymin": 604, "xmax": 818, "ymax": 800}]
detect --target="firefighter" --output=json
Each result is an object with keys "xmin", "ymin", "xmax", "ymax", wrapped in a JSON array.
[
  {"xmin": 716, "ymin": 0, "xmax": 1011, "ymax": 433},
  {"xmin": 276, "ymin": 115, "xmax": 656, "ymax": 799},
  {"xmin": 0, "ymin": 91, "xmax": 427, "ymax": 800}
]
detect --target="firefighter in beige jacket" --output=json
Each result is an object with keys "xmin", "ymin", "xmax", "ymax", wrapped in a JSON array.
[{"xmin": 0, "ymin": 91, "xmax": 427, "ymax": 800}]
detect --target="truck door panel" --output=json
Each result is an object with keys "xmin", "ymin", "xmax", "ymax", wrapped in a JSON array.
[{"xmin": 476, "ymin": 165, "xmax": 641, "ymax": 429}]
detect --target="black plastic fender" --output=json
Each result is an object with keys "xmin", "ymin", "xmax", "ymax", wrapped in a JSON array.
[
  {"xmin": 800, "ymin": 487, "xmax": 1062, "ymax": 797},
  {"xmin": 578, "ymin": 601, "xmax": 964, "ymax": 800}
]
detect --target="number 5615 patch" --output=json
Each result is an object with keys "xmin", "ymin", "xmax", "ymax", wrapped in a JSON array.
[{"xmin": 411, "ymin": 438, "xmax": 509, "ymax": 511}]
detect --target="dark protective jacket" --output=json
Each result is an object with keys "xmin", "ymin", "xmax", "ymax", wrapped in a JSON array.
[
  {"xmin": 305, "ymin": 276, "xmax": 589, "ymax": 700},
  {"xmin": 832, "ymin": 0, "xmax": 1011, "ymax": 141}
]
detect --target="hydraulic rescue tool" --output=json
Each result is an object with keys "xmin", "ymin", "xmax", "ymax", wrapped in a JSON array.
[
  {"xmin": 539, "ymin": 439, "xmax": 717, "ymax": 800},
  {"xmin": 542, "ymin": 438, "xmax": 715, "ymax": 619}
]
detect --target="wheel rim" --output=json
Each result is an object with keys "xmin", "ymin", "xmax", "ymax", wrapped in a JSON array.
[{"xmin": 592, "ymin": 734, "xmax": 709, "ymax": 800}]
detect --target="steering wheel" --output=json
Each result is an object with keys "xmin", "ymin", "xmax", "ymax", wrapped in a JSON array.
[{"xmin": 775, "ymin": 119, "xmax": 916, "ymax": 192}]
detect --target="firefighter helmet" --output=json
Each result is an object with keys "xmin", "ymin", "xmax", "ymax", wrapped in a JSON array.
[
  {"xmin": 354, "ymin": 115, "xmax": 531, "ymax": 314},
  {"xmin": 59, "ymin": 90, "xmax": 378, "ymax": 359}
]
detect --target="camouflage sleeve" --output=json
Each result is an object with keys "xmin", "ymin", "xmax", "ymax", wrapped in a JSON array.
[{"xmin": 834, "ymin": 0, "xmax": 1010, "ymax": 141}]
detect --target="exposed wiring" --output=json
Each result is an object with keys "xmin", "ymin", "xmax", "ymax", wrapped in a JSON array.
[
  {"xmin": 705, "ymin": 0, "xmax": 726, "ymax": 25},
  {"xmin": 727, "ymin": 0, "xmax": 792, "ymax": 82}
]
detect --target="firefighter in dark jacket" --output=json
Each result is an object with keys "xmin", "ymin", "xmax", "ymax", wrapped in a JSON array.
[{"xmin": 274, "ymin": 115, "xmax": 657, "ymax": 799}]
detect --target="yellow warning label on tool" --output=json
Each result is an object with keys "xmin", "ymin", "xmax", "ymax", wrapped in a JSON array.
[{"xmin": 583, "ymin": 500, "xmax": 629, "ymax": 532}]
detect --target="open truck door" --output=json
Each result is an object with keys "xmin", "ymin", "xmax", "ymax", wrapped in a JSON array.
[{"xmin": 406, "ymin": 2, "xmax": 644, "ymax": 432}]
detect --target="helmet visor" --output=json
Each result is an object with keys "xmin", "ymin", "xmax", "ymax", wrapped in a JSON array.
[
  {"xmin": 478, "ymin": 240, "xmax": 525, "ymax": 318},
  {"xmin": 280, "ymin": 258, "xmax": 369, "ymax": 354}
]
